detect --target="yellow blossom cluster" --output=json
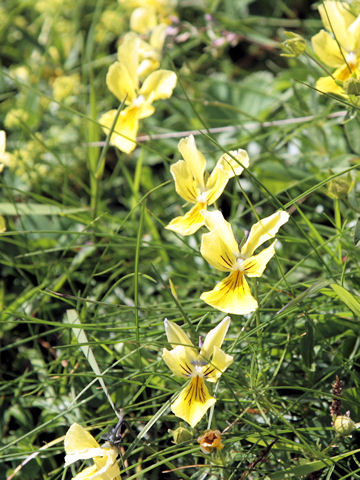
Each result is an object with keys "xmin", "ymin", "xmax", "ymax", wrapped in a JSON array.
[{"xmin": 99, "ymin": 0, "xmax": 177, "ymax": 153}]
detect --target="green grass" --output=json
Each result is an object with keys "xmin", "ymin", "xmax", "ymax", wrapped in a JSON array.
[{"xmin": 1, "ymin": 0, "xmax": 360, "ymax": 479}]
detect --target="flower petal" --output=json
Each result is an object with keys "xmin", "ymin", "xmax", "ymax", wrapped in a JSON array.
[
  {"xmin": 93, "ymin": 447, "xmax": 121, "ymax": 480},
  {"xmin": 100, "ymin": 107, "xmax": 140, "ymax": 154},
  {"xmin": 200, "ymin": 316, "xmax": 231, "ymax": 360},
  {"xmin": 200, "ymin": 270, "xmax": 258, "ymax": 315},
  {"xmin": 318, "ymin": 1, "xmax": 356, "ymax": 51},
  {"xmin": 165, "ymin": 202, "xmax": 206, "ymax": 236},
  {"xmin": 177, "ymin": 135, "xmax": 206, "ymax": 190},
  {"xmin": 171, "ymin": 376, "xmax": 216, "ymax": 427},
  {"xmin": 169, "ymin": 158, "xmax": 201, "ymax": 204},
  {"xmin": 139, "ymin": 69, "xmax": 177, "ymax": 103},
  {"xmin": 130, "ymin": 6, "xmax": 158, "ymax": 34},
  {"xmin": 106, "ymin": 61, "xmax": 137, "ymax": 104},
  {"xmin": 162, "ymin": 346, "xmax": 195, "ymax": 378},
  {"xmin": 64, "ymin": 424, "xmax": 99, "ymax": 458},
  {"xmin": 206, "ymin": 149, "xmax": 249, "ymax": 205},
  {"xmin": 244, "ymin": 241, "xmax": 276, "ymax": 277},
  {"xmin": 117, "ymin": 32, "xmax": 140, "ymax": 85},
  {"xmin": 164, "ymin": 319, "xmax": 194, "ymax": 349},
  {"xmin": 71, "ymin": 465, "xmax": 99, "ymax": 480},
  {"xmin": 203, "ymin": 346, "xmax": 233, "ymax": 383},
  {"xmin": 241, "ymin": 210, "xmax": 289, "ymax": 258},
  {"xmin": 311, "ymin": 30, "xmax": 345, "ymax": 67},
  {"xmin": 201, "ymin": 210, "xmax": 238, "ymax": 272}
]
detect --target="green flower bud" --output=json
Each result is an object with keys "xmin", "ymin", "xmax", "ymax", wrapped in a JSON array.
[
  {"xmin": 334, "ymin": 415, "xmax": 357, "ymax": 435},
  {"xmin": 280, "ymin": 31, "xmax": 306, "ymax": 57},
  {"xmin": 328, "ymin": 174, "xmax": 354, "ymax": 199},
  {"xmin": 344, "ymin": 77, "xmax": 360, "ymax": 96},
  {"xmin": 171, "ymin": 426, "xmax": 192, "ymax": 444}
]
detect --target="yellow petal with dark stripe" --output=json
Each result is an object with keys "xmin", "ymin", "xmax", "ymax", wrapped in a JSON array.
[
  {"xmin": 171, "ymin": 376, "xmax": 216, "ymax": 427},
  {"xmin": 200, "ymin": 270, "xmax": 258, "ymax": 315}
]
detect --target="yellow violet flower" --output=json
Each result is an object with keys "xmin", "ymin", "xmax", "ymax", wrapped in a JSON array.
[
  {"xmin": 162, "ymin": 316, "xmax": 233, "ymax": 428},
  {"xmin": 64, "ymin": 423, "xmax": 121, "ymax": 480},
  {"xmin": 166, "ymin": 135, "xmax": 249, "ymax": 236},
  {"xmin": 200, "ymin": 209, "xmax": 289, "ymax": 315},
  {"xmin": 100, "ymin": 33, "xmax": 177, "ymax": 154},
  {"xmin": 312, "ymin": 1, "xmax": 360, "ymax": 95}
]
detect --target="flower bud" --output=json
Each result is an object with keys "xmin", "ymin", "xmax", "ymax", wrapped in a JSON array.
[
  {"xmin": 327, "ymin": 174, "xmax": 354, "ymax": 199},
  {"xmin": 171, "ymin": 426, "xmax": 192, "ymax": 444},
  {"xmin": 344, "ymin": 77, "xmax": 360, "ymax": 96},
  {"xmin": 280, "ymin": 31, "xmax": 306, "ymax": 57},
  {"xmin": 334, "ymin": 415, "xmax": 357, "ymax": 435}
]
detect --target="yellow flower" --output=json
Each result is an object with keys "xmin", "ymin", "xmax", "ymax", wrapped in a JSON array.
[
  {"xmin": 312, "ymin": 1, "xmax": 360, "ymax": 95},
  {"xmin": 100, "ymin": 33, "xmax": 176, "ymax": 154},
  {"xmin": 64, "ymin": 423, "xmax": 121, "ymax": 480},
  {"xmin": 200, "ymin": 209, "xmax": 289, "ymax": 315},
  {"xmin": 0, "ymin": 130, "xmax": 13, "ymax": 172},
  {"xmin": 166, "ymin": 135, "xmax": 249, "ymax": 236},
  {"xmin": 119, "ymin": 0, "xmax": 176, "ymax": 33},
  {"xmin": 162, "ymin": 316, "xmax": 233, "ymax": 427}
]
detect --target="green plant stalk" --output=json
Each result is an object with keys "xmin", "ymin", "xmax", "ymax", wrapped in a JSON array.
[
  {"xmin": 334, "ymin": 198, "xmax": 342, "ymax": 265},
  {"xmin": 89, "ymin": 83, "xmax": 100, "ymax": 217},
  {"xmin": 134, "ymin": 204, "xmax": 145, "ymax": 367}
]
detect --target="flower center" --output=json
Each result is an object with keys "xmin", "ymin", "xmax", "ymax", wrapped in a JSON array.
[
  {"xmin": 196, "ymin": 190, "xmax": 208, "ymax": 203},
  {"xmin": 346, "ymin": 52, "xmax": 357, "ymax": 68},
  {"xmin": 191, "ymin": 363, "xmax": 205, "ymax": 378},
  {"xmin": 133, "ymin": 94, "xmax": 146, "ymax": 107},
  {"xmin": 233, "ymin": 255, "xmax": 245, "ymax": 271}
]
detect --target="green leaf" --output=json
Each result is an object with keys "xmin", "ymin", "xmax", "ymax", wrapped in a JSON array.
[
  {"xmin": 354, "ymin": 217, "xmax": 360, "ymax": 245},
  {"xmin": 330, "ymin": 284, "xmax": 360, "ymax": 317}
]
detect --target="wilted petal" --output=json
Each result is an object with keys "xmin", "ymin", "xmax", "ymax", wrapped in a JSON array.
[
  {"xmin": 106, "ymin": 62, "xmax": 137, "ymax": 104},
  {"xmin": 311, "ymin": 30, "xmax": 344, "ymax": 67},
  {"xmin": 203, "ymin": 346, "xmax": 233, "ymax": 383},
  {"xmin": 200, "ymin": 316, "xmax": 231, "ymax": 360},
  {"xmin": 171, "ymin": 376, "xmax": 216, "ymax": 427},
  {"xmin": 241, "ymin": 210, "xmax": 289, "ymax": 258},
  {"xmin": 201, "ymin": 210, "xmax": 238, "ymax": 272},
  {"xmin": 165, "ymin": 202, "xmax": 206, "ymax": 236},
  {"xmin": 206, "ymin": 149, "xmax": 249, "ymax": 205},
  {"xmin": 140, "ymin": 70, "xmax": 177, "ymax": 103},
  {"xmin": 100, "ymin": 107, "xmax": 140, "ymax": 154},
  {"xmin": 200, "ymin": 270, "xmax": 258, "ymax": 315},
  {"xmin": 244, "ymin": 241, "xmax": 276, "ymax": 277}
]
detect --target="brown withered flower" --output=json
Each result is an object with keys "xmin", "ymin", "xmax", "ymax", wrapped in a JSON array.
[{"xmin": 197, "ymin": 429, "xmax": 224, "ymax": 454}]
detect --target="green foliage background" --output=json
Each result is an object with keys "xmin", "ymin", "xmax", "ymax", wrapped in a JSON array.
[{"xmin": 1, "ymin": 0, "xmax": 360, "ymax": 479}]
